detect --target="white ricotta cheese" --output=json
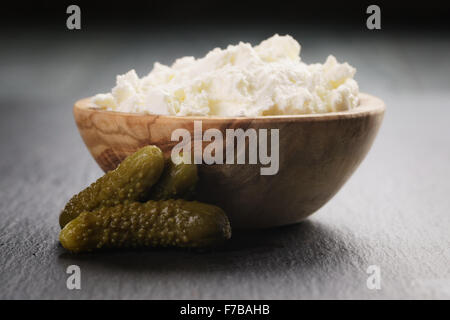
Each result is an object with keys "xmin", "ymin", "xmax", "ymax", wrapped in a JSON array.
[{"xmin": 91, "ymin": 34, "xmax": 359, "ymax": 116}]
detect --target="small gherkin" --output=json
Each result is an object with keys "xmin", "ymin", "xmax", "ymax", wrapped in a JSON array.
[
  {"xmin": 59, "ymin": 200, "xmax": 231, "ymax": 252},
  {"xmin": 59, "ymin": 146, "xmax": 164, "ymax": 228},
  {"xmin": 149, "ymin": 154, "xmax": 198, "ymax": 201}
]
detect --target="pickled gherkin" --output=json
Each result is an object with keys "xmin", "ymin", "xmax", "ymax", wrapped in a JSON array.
[
  {"xmin": 59, "ymin": 146, "xmax": 164, "ymax": 228},
  {"xmin": 59, "ymin": 200, "xmax": 231, "ymax": 252},
  {"xmin": 149, "ymin": 154, "xmax": 198, "ymax": 201}
]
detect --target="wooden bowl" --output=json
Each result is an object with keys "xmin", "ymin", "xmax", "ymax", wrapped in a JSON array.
[{"xmin": 73, "ymin": 93, "xmax": 385, "ymax": 229}]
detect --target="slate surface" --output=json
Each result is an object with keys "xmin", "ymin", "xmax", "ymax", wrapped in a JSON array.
[{"xmin": 0, "ymin": 26, "xmax": 449, "ymax": 299}]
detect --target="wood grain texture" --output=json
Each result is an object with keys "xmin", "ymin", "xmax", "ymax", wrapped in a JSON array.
[{"xmin": 73, "ymin": 93, "xmax": 385, "ymax": 228}]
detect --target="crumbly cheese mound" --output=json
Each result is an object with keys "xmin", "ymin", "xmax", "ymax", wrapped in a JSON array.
[{"xmin": 91, "ymin": 34, "xmax": 359, "ymax": 116}]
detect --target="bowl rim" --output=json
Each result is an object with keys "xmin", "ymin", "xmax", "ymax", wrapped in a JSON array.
[{"xmin": 74, "ymin": 92, "xmax": 385, "ymax": 122}]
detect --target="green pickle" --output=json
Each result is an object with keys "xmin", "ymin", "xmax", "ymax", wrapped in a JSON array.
[
  {"xmin": 59, "ymin": 146, "xmax": 164, "ymax": 228},
  {"xmin": 149, "ymin": 154, "xmax": 198, "ymax": 201},
  {"xmin": 59, "ymin": 200, "xmax": 231, "ymax": 252}
]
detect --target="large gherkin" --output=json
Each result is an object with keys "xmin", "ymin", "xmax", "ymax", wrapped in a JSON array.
[{"xmin": 59, "ymin": 200, "xmax": 231, "ymax": 252}]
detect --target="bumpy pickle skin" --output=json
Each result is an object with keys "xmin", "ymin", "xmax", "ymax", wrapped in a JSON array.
[
  {"xmin": 59, "ymin": 200, "xmax": 232, "ymax": 252},
  {"xmin": 149, "ymin": 156, "xmax": 198, "ymax": 201},
  {"xmin": 59, "ymin": 146, "xmax": 164, "ymax": 228}
]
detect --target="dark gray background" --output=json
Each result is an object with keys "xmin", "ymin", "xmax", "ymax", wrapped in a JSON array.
[{"xmin": 1, "ymin": 4, "xmax": 449, "ymax": 299}]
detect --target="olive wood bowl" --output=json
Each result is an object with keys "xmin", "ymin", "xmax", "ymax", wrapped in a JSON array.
[{"xmin": 73, "ymin": 93, "xmax": 385, "ymax": 229}]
